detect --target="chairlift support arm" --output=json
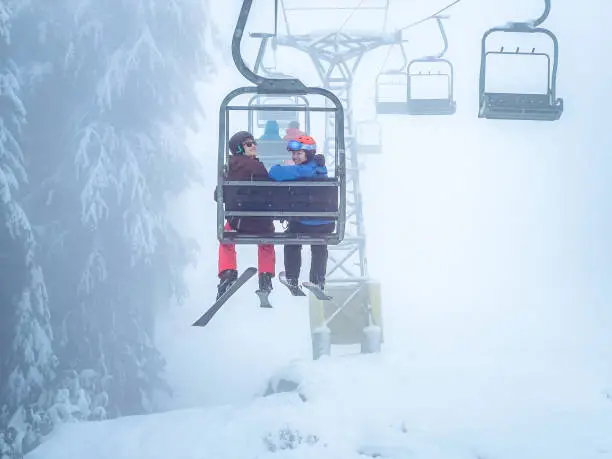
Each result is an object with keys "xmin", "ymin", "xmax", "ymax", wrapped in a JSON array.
[
  {"xmin": 386, "ymin": 38, "xmax": 410, "ymax": 72},
  {"xmin": 233, "ymin": 0, "xmax": 305, "ymax": 92},
  {"xmin": 533, "ymin": 0, "xmax": 551, "ymax": 27},
  {"xmin": 409, "ymin": 15, "xmax": 449, "ymax": 61},
  {"xmin": 429, "ymin": 16, "xmax": 449, "ymax": 59}
]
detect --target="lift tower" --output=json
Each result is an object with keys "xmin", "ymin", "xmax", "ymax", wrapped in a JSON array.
[{"xmin": 271, "ymin": 1, "xmax": 401, "ymax": 357}]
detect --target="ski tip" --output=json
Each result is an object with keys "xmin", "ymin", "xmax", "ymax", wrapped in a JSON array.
[
  {"xmin": 303, "ymin": 282, "xmax": 333, "ymax": 301},
  {"xmin": 255, "ymin": 290, "xmax": 273, "ymax": 308},
  {"xmin": 192, "ymin": 267, "xmax": 258, "ymax": 328},
  {"xmin": 192, "ymin": 318, "xmax": 209, "ymax": 327}
]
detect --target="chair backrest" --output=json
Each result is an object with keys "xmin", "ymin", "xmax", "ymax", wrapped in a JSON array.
[
  {"xmin": 222, "ymin": 179, "xmax": 339, "ymax": 217},
  {"xmin": 256, "ymin": 140, "xmax": 289, "ymax": 168}
]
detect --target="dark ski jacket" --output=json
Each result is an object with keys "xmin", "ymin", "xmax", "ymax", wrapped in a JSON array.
[
  {"xmin": 216, "ymin": 155, "xmax": 274, "ymax": 233},
  {"xmin": 268, "ymin": 157, "xmax": 332, "ymax": 226}
]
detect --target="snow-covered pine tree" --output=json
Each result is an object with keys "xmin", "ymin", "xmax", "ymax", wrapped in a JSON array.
[
  {"xmin": 0, "ymin": 2, "xmax": 57, "ymax": 457},
  {"xmin": 12, "ymin": 0, "xmax": 221, "ymax": 419}
]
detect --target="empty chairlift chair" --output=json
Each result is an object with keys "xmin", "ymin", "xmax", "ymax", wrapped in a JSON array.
[
  {"xmin": 248, "ymin": 95, "xmax": 311, "ymax": 168},
  {"xmin": 406, "ymin": 57, "xmax": 456, "ymax": 115},
  {"xmin": 355, "ymin": 120, "xmax": 383, "ymax": 155},
  {"xmin": 374, "ymin": 39, "xmax": 410, "ymax": 115},
  {"xmin": 375, "ymin": 70, "xmax": 409, "ymax": 115},
  {"xmin": 478, "ymin": 0, "xmax": 563, "ymax": 121},
  {"xmin": 406, "ymin": 16, "xmax": 456, "ymax": 116}
]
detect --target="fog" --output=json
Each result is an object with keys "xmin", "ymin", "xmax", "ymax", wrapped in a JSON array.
[{"xmin": 157, "ymin": 0, "xmax": 612, "ymax": 410}]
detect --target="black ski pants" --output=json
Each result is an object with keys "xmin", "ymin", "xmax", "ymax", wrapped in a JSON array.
[{"xmin": 284, "ymin": 221, "xmax": 335, "ymax": 285}]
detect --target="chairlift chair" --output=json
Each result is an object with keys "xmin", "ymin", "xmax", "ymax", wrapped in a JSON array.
[
  {"xmin": 405, "ymin": 16, "xmax": 456, "ymax": 115},
  {"xmin": 219, "ymin": 90, "xmax": 346, "ymax": 246},
  {"xmin": 217, "ymin": 0, "xmax": 346, "ymax": 246},
  {"xmin": 251, "ymin": 95, "xmax": 309, "ymax": 129},
  {"xmin": 355, "ymin": 120, "xmax": 383, "ymax": 154},
  {"xmin": 375, "ymin": 70, "xmax": 409, "ymax": 115},
  {"xmin": 247, "ymin": 95, "xmax": 311, "ymax": 168},
  {"xmin": 374, "ymin": 35, "xmax": 410, "ymax": 115},
  {"xmin": 252, "ymin": 139, "xmax": 289, "ymax": 170},
  {"xmin": 406, "ymin": 57, "xmax": 456, "ymax": 115},
  {"xmin": 478, "ymin": 0, "xmax": 563, "ymax": 121}
]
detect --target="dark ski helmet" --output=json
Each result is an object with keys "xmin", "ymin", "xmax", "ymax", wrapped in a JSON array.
[{"xmin": 228, "ymin": 131, "xmax": 255, "ymax": 155}]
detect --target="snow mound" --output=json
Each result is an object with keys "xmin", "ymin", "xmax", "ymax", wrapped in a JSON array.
[{"xmin": 27, "ymin": 351, "xmax": 612, "ymax": 459}]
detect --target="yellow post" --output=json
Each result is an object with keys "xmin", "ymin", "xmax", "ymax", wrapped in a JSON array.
[{"xmin": 308, "ymin": 281, "xmax": 383, "ymax": 347}]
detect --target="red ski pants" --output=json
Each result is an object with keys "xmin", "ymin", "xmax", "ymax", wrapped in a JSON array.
[{"xmin": 218, "ymin": 222, "xmax": 275, "ymax": 276}]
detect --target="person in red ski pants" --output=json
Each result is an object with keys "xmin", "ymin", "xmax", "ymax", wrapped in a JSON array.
[
  {"xmin": 216, "ymin": 131, "xmax": 276, "ymax": 300},
  {"xmin": 218, "ymin": 220, "xmax": 275, "ymax": 287}
]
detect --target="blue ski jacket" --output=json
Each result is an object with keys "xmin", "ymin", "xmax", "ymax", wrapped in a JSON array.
[{"xmin": 268, "ymin": 159, "xmax": 332, "ymax": 226}]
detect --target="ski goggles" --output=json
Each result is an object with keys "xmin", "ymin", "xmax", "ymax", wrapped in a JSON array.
[{"xmin": 286, "ymin": 139, "xmax": 317, "ymax": 152}]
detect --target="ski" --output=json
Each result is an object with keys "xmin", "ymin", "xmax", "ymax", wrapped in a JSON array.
[
  {"xmin": 302, "ymin": 282, "xmax": 333, "ymax": 301},
  {"xmin": 256, "ymin": 290, "xmax": 272, "ymax": 308},
  {"xmin": 278, "ymin": 271, "xmax": 306, "ymax": 296},
  {"xmin": 192, "ymin": 267, "xmax": 257, "ymax": 327}
]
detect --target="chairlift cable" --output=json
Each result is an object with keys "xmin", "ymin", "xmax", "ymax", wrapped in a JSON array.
[
  {"xmin": 396, "ymin": 0, "xmax": 463, "ymax": 33},
  {"xmin": 336, "ymin": 0, "xmax": 367, "ymax": 34},
  {"xmin": 383, "ymin": 0, "xmax": 390, "ymax": 32},
  {"xmin": 376, "ymin": 42, "xmax": 395, "ymax": 75},
  {"xmin": 279, "ymin": 0, "xmax": 291, "ymax": 37},
  {"xmin": 274, "ymin": 0, "xmax": 278, "ymax": 36}
]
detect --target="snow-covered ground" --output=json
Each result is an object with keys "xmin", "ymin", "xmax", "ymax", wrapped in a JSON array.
[{"xmin": 27, "ymin": 343, "xmax": 612, "ymax": 459}]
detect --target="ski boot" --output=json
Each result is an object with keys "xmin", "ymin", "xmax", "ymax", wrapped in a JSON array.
[
  {"xmin": 286, "ymin": 277, "xmax": 306, "ymax": 296},
  {"xmin": 311, "ymin": 279, "xmax": 325, "ymax": 292},
  {"xmin": 256, "ymin": 272, "xmax": 273, "ymax": 308},
  {"xmin": 216, "ymin": 269, "xmax": 238, "ymax": 300},
  {"xmin": 257, "ymin": 272, "xmax": 273, "ymax": 294}
]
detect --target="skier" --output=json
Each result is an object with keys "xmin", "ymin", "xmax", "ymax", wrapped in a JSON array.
[
  {"xmin": 283, "ymin": 120, "xmax": 306, "ymax": 141},
  {"xmin": 216, "ymin": 131, "xmax": 275, "ymax": 300},
  {"xmin": 259, "ymin": 120, "xmax": 282, "ymax": 140},
  {"xmin": 268, "ymin": 135, "xmax": 334, "ymax": 293}
]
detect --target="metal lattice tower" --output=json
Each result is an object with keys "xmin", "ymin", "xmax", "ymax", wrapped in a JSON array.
[{"xmin": 273, "ymin": 7, "xmax": 401, "ymax": 314}]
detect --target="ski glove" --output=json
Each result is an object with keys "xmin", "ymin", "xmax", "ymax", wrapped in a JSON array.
[{"xmin": 314, "ymin": 154, "xmax": 326, "ymax": 167}]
